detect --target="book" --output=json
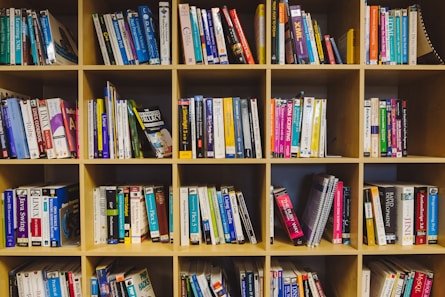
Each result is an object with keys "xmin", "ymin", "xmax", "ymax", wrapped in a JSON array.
[
  {"xmin": 153, "ymin": 185, "xmax": 169, "ymax": 243},
  {"xmin": 138, "ymin": 5, "xmax": 160, "ymax": 65},
  {"xmin": 236, "ymin": 191, "xmax": 257, "ymax": 244},
  {"xmin": 124, "ymin": 267, "xmax": 157, "ymax": 297},
  {"xmin": 144, "ymin": 185, "xmax": 160, "ymax": 242},
  {"xmin": 190, "ymin": 6, "xmax": 203, "ymax": 65},
  {"xmin": 19, "ymin": 99, "xmax": 39, "ymax": 159},
  {"xmin": 220, "ymin": 6, "xmax": 245, "ymax": 64},
  {"xmin": 254, "ymin": 4, "xmax": 265, "ymax": 64},
  {"xmin": 60, "ymin": 99, "xmax": 77, "ymax": 158},
  {"xmin": 366, "ymin": 185, "xmax": 387, "ymax": 246},
  {"xmin": 178, "ymin": 3, "xmax": 195, "ymax": 65},
  {"xmin": 363, "ymin": 187, "xmax": 376, "ymax": 246},
  {"xmin": 178, "ymin": 98, "xmax": 192, "ymax": 159},
  {"xmin": 96, "ymin": 258, "xmax": 115, "ymax": 297},
  {"xmin": 289, "ymin": 5, "xmax": 309, "ymax": 64},
  {"xmin": 273, "ymin": 186, "xmax": 305, "ymax": 245},
  {"xmin": 92, "ymin": 13, "xmax": 110, "ymax": 65},
  {"xmin": 105, "ymin": 185, "xmax": 118, "ymax": 244},
  {"xmin": 337, "ymin": 28, "xmax": 356, "ymax": 64},
  {"xmin": 211, "ymin": 8, "xmax": 229, "ymax": 64},
  {"xmin": 229, "ymin": 8, "xmax": 254, "ymax": 64},
  {"xmin": 130, "ymin": 185, "xmax": 148, "ymax": 244},
  {"xmin": 158, "ymin": 2, "xmax": 170, "ymax": 65},
  {"xmin": 188, "ymin": 186, "xmax": 201, "ymax": 244},
  {"xmin": 323, "ymin": 180, "xmax": 343, "ymax": 244},
  {"xmin": 179, "ymin": 186, "xmax": 189, "ymax": 246},
  {"xmin": 46, "ymin": 98, "xmax": 71, "ymax": 159}
]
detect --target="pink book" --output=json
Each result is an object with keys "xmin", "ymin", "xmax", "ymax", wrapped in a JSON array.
[
  {"xmin": 273, "ymin": 188, "xmax": 305, "ymax": 245},
  {"xmin": 283, "ymin": 99, "xmax": 293, "ymax": 158},
  {"xmin": 332, "ymin": 181, "xmax": 344, "ymax": 244}
]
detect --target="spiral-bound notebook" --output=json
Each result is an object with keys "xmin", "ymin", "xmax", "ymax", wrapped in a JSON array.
[{"xmin": 416, "ymin": 3, "xmax": 444, "ymax": 64}]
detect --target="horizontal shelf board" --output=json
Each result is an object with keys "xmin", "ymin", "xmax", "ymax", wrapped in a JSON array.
[
  {"xmin": 82, "ymin": 65, "xmax": 174, "ymax": 71},
  {"xmin": 176, "ymin": 243, "xmax": 266, "ymax": 256},
  {"xmin": 83, "ymin": 158, "xmax": 173, "ymax": 165},
  {"xmin": 0, "ymin": 158, "xmax": 80, "ymax": 165},
  {"xmin": 0, "ymin": 246, "xmax": 82, "ymax": 256},
  {"xmin": 176, "ymin": 158, "xmax": 266, "ymax": 165},
  {"xmin": 270, "ymin": 157, "xmax": 359, "ymax": 164},
  {"xmin": 270, "ymin": 238, "xmax": 358, "ymax": 256},
  {"xmin": 361, "ymin": 244, "xmax": 445, "ymax": 255},
  {"xmin": 362, "ymin": 156, "xmax": 445, "ymax": 163},
  {"xmin": 86, "ymin": 241, "xmax": 174, "ymax": 256}
]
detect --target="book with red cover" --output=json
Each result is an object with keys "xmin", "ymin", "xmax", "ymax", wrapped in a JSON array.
[
  {"xmin": 229, "ymin": 8, "xmax": 254, "ymax": 64},
  {"xmin": 273, "ymin": 187, "xmax": 305, "ymax": 245},
  {"xmin": 60, "ymin": 99, "xmax": 77, "ymax": 158}
]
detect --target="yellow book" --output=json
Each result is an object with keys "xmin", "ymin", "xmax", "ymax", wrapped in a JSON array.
[
  {"xmin": 254, "ymin": 4, "xmax": 265, "ymax": 64},
  {"xmin": 310, "ymin": 99, "xmax": 322, "ymax": 157},
  {"xmin": 312, "ymin": 19, "xmax": 325, "ymax": 63},
  {"xmin": 363, "ymin": 187, "xmax": 376, "ymax": 246},
  {"xmin": 338, "ymin": 28, "xmax": 356, "ymax": 64},
  {"xmin": 96, "ymin": 98, "xmax": 104, "ymax": 157},
  {"xmin": 223, "ymin": 97, "xmax": 236, "ymax": 158}
]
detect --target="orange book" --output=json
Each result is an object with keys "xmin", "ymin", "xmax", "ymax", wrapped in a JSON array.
[
  {"xmin": 369, "ymin": 5, "xmax": 379, "ymax": 64},
  {"xmin": 229, "ymin": 8, "xmax": 255, "ymax": 64}
]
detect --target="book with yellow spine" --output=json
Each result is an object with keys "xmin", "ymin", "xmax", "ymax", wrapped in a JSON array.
[
  {"xmin": 96, "ymin": 98, "xmax": 105, "ymax": 158},
  {"xmin": 310, "ymin": 98, "xmax": 322, "ymax": 157},
  {"xmin": 223, "ymin": 97, "xmax": 236, "ymax": 158}
]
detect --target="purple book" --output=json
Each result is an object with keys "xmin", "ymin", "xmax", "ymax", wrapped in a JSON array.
[
  {"xmin": 15, "ymin": 188, "xmax": 29, "ymax": 247},
  {"xmin": 289, "ymin": 5, "xmax": 309, "ymax": 64}
]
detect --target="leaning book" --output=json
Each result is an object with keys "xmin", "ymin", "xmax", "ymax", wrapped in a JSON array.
[{"xmin": 133, "ymin": 105, "xmax": 172, "ymax": 158}]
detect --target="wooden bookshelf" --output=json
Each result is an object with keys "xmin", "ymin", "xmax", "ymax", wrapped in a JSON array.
[{"xmin": 1, "ymin": 0, "xmax": 445, "ymax": 296}]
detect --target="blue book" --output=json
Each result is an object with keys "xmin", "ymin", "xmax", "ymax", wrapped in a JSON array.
[
  {"xmin": 221, "ymin": 187, "xmax": 236, "ymax": 243},
  {"xmin": 6, "ymin": 98, "xmax": 29, "ymax": 159},
  {"xmin": 137, "ymin": 5, "xmax": 160, "ymax": 65},
  {"xmin": 117, "ymin": 187, "xmax": 125, "ymax": 243},
  {"xmin": 401, "ymin": 9, "xmax": 408, "ymax": 64},
  {"xmin": 388, "ymin": 11, "xmax": 395, "ymax": 64},
  {"xmin": 330, "ymin": 37, "xmax": 343, "ymax": 64},
  {"xmin": 204, "ymin": 98, "xmax": 214, "ymax": 158},
  {"xmin": 111, "ymin": 13, "xmax": 129, "ymax": 65},
  {"xmin": 46, "ymin": 269, "xmax": 63, "ymax": 297},
  {"xmin": 427, "ymin": 186, "xmax": 438, "ymax": 244},
  {"xmin": 200, "ymin": 9, "xmax": 214, "ymax": 64},
  {"xmin": 45, "ymin": 183, "xmax": 80, "ymax": 247},
  {"xmin": 191, "ymin": 274, "xmax": 204, "ymax": 297},
  {"xmin": 14, "ymin": 10, "xmax": 21, "ymax": 65},
  {"xmin": 394, "ymin": 10, "xmax": 401, "ymax": 64},
  {"xmin": 302, "ymin": 13, "xmax": 315, "ymax": 64},
  {"xmin": 190, "ymin": 6, "xmax": 203, "ymax": 64},
  {"xmin": 90, "ymin": 276, "xmax": 99, "ymax": 297},
  {"xmin": 15, "ymin": 189, "xmax": 29, "ymax": 247},
  {"xmin": 2, "ymin": 102, "xmax": 17, "ymax": 158},
  {"xmin": 216, "ymin": 190, "xmax": 231, "ymax": 243},
  {"xmin": 232, "ymin": 97, "xmax": 245, "ymax": 158},
  {"xmin": 26, "ymin": 11, "xmax": 37, "ymax": 65},
  {"xmin": 206, "ymin": 10, "xmax": 219, "ymax": 64},
  {"xmin": 96, "ymin": 258, "xmax": 114, "ymax": 297},
  {"xmin": 188, "ymin": 187, "xmax": 201, "ymax": 244},
  {"xmin": 101, "ymin": 113, "xmax": 109, "ymax": 159},
  {"xmin": 144, "ymin": 186, "xmax": 160, "ymax": 241},
  {"xmin": 290, "ymin": 98, "xmax": 302, "ymax": 158},
  {"xmin": 3, "ymin": 189, "xmax": 15, "ymax": 247},
  {"xmin": 126, "ymin": 10, "xmax": 149, "ymax": 64}
]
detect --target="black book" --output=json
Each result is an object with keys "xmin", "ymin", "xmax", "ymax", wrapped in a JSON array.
[{"xmin": 220, "ymin": 6, "xmax": 246, "ymax": 64}]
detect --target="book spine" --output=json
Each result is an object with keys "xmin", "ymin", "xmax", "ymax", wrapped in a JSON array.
[
  {"xmin": 115, "ymin": 11, "xmax": 134, "ymax": 65},
  {"xmin": 427, "ymin": 186, "xmax": 438, "ymax": 244},
  {"xmin": 178, "ymin": 98, "xmax": 192, "ymax": 159},
  {"xmin": 271, "ymin": 0, "xmax": 277, "ymax": 64},
  {"xmin": 229, "ymin": 8, "xmax": 254, "ymax": 64},
  {"xmin": 274, "ymin": 191, "xmax": 304, "ymax": 242},
  {"xmin": 363, "ymin": 188, "xmax": 375, "ymax": 246},
  {"xmin": 408, "ymin": 5, "xmax": 417, "ymax": 65},
  {"xmin": 342, "ymin": 186, "xmax": 351, "ymax": 244},
  {"xmin": 48, "ymin": 192, "xmax": 60, "ymax": 247},
  {"xmin": 188, "ymin": 186, "xmax": 201, "ymax": 244},
  {"xmin": 250, "ymin": 98, "xmax": 262, "ymax": 159},
  {"xmin": 117, "ymin": 187, "xmax": 125, "ymax": 243},
  {"xmin": 159, "ymin": 2, "xmax": 170, "ymax": 65},
  {"xmin": 223, "ymin": 97, "xmax": 236, "ymax": 158},
  {"xmin": 370, "ymin": 186, "xmax": 387, "ymax": 245},
  {"xmin": 92, "ymin": 13, "xmax": 110, "ymax": 65},
  {"xmin": 130, "ymin": 186, "xmax": 148, "ymax": 243},
  {"xmin": 204, "ymin": 98, "xmax": 214, "ymax": 158},
  {"xmin": 197, "ymin": 186, "xmax": 212, "ymax": 244},
  {"xmin": 3, "ymin": 189, "xmax": 15, "ymax": 247},
  {"xmin": 302, "ymin": 12, "xmax": 315, "ymax": 64},
  {"xmin": 189, "ymin": 97, "xmax": 196, "ymax": 159},
  {"xmin": 110, "ymin": 13, "xmax": 129, "ymax": 65},
  {"xmin": 15, "ymin": 188, "xmax": 28, "ymax": 246},
  {"xmin": 397, "ymin": 186, "xmax": 414, "ymax": 245},
  {"xmin": 379, "ymin": 99, "xmax": 387, "ymax": 157},
  {"xmin": 126, "ymin": 10, "xmax": 149, "ymax": 64},
  {"xmin": 309, "ymin": 98, "xmax": 321, "ymax": 157},
  {"xmin": 46, "ymin": 98, "xmax": 70, "ymax": 159},
  {"xmin": 212, "ymin": 98, "xmax": 225, "ymax": 159},
  {"xmin": 144, "ymin": 186, "xmax": 160, "ymax": 241},
  {"xmin": 154, "ymin": 186, "xmax": 169, "ymax": 243},
  {"xmin": 60, "ymin": 100, "xmax": 77, "ymax": 158},
  {"xmin": 378, "ymin": 186, "xmax": 397, "ymax": 244},
  {"xmin": 232, "ymin": 97, "xmax": 244, "ymax": 158},
  {"xmin": 221, "ymin": 187, "xmax": 236, "ymax": 243},
  {"xmin": 401, "ymin": 9, "xmax": 408, "ymax": 64},
  {"xmin": 200, "ymin": 9, "xmax": 214, "ymax": 64},
  {"xmin": 289, "ymin": 5, "xmax": 309, "ymax": 64},
  {"xmin": 106, "ymin": 186, "xmax": 118, "ymax": 244},
  {"xmin": 19, "ymin": 99, "xmax": 40, "ymax": 159},
  {"xmin": 369, "ymin": 5, "xmax": 379, "ymax": 64},
  {"xmin": 402, "ymin": 99, "xmax": 407, "ymax": 157},
  {"xmin": 236, "ymin": 191, "xmax": 257, "ymax": 244},
  {"xmin": 283, "ymin": 99, "xmax": 293, "ymax": 158},
  {"xmin": 0, "ymin": 101, "xmax": 9, "ymax": 158},
  {"xmin": 137, "ymin": 6, "xmax": 160, "ymax": 65},
  {"xmin": 206, "ymin": 10, "xmax": 219, "ymax": 64},
  {"xmin": 380, "ymin": 7, "xmax": 388, "ymax": 64},
  {"xmin": 178, "ymin": 3, "xmax": 195, "ymax": 65},
  {"xmin": 414, "ymin": 187, "xmax": 427, "ymax": 245},
  {"xmin": 98, "ymin": 13, "xmax": 116, "ymax": 65},
  {"xmin": 194, "ymin": 95, "xmax": 205, "ymax": 158},
  {"xmin": 299, "ymin": 97, "xmax": 314, "ymax": 158},
  {"xmin": 305, "ymin": 13, "xmax": 319, "ymax": 64},
  {"xmin": 211, "ymin": 8, "xmax": 229, "ymax": 64},
  {"xmin": 370, "ymin": 97, "xmax": 379, "ymax": 158},
  {"xmin": 103, "ymin": 13, "xmax": 123, "ymax": 65},
  {"xmin": 332, "ymin": 181, "xmax": 343, "ymax": 244},
  {"xmin": 221, "ymin": 6, "xmax": 245, "ymax": 64},
  {"xmin": 29, "ymin": 187, "xmax": 42, "ymax": 246},
  {"xmin": 228, "ymin": 188, "xmax": 245, "ymax": 244},
  {"xmin": 195, "ymin": 7, "xmax": 207, "ymax": 64},
  {"xmin": 240, "ymin": 98, "xmax": 253, "ymax": 158},
  {"xmin": 363, "ymin": 98, "xmax": 371, "ymax": 156},
  {"xmin": 190, "ymin": 6, "xmax": 203, "ymax": 64},
  {"xmin": 180, "ymin": 187, "xmax": 189, "ymax": 246}
]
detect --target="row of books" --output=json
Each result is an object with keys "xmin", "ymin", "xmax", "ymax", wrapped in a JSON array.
[
  {"xmin": 0, "ymin": 8, "xmax": 78, "ymax": 65},
  {"xmin": 88, "ymin": 81, "xmax": 172, "ymax": 159},
  {"xmin": 271, "ymin": 95, "xmax": 327, "ymax": 159},
  {"xmin": 364, "ymin": 97, "xmax": 407, "ymax": 158},
  {"xmin": 363, "ymin": 257, "xmax": 433, "ymax": 297},
  {"xmin": 365, "ymin": 4, "xmax": 417, "ymax": 65},
  {"xmin": 178, "ymin": 96, "xmax": 262, "ymax": 159},
  {"xmin": 93, "ymin": 185, "xmax": 172, "ymax": 245},
  {"xmin": 2, "ymin": 183, "xmax": 80, "ymax": 248},
  {"xmin": 0, "ymin": 96, "xmax": 77, "ymax": 159},
  {"xmin": 179, "ymin": 3, "xmax": 264, "ymax": 65},
  {"xmin": 9, "ymin": 260, "xmax": 82, "ymax": 297},
  {"xmin": 271, "ymin": 259, "xmax": 326, "ymax": 297},
  {"xmin": 272, "ymin": 173, "xmax": 351, "ymax": 248},
  {"xmin": 181, "ymin": 258, "xmax": 264, "ymax": 297},
  {"xmin": 271, "ymin": 2, "xmax": 353, "ymax": 65},
  {"xmin": 92, "ymin": 3, "xmax": 170, "ymax": 66},
  {"xmin": 92, "ymin": 258, "xmax": 156, "ymax": 297},
  {"xmin": 180, "ymin": 185, "xmax": 256, "ymax": 246},
  {"xmin": 363, "ymin": 182, "xmax": 438, "ymax": 247}
]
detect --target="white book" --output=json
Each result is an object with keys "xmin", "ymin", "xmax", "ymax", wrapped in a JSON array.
[
  {"xmin": 408, "ymin": 5, "xmax": 417, "ymax": 65},
  {"xmin": 368, "ymin": 261, "xmax": 396, "ymax": 297},
  {"xmin": 299, "ymin": 97, "xmax": 315, "ymax": 158},
  {"xmin": 198, "ymin": 186, "xmax": 217, "ymax": 244},
  {"xmin": 103, "ymin": 13, "xmax": 124, "ymax": 65},
  {"xmin": 105, "ymin": 81, "xmax": 117, "ymax": 159},
  {"xmin": 395, "ymin": 184, "xmax": 414, "ymax": 245},
  {"xmin": 278, "ymin": 3, "xmax": 285, "ymax": 65},
  {"xmin": 236, "ymin": 191, "xmax": 257, "ymax": 244},
  {"xmin": 307, "ymin": 271, "xmax": 320, "ymax": 297},
  {"xmin": 228, "ymin": 187, "xmax": 245, "ymax": 244},
  {"xmin": 116, "ymin": 99, "xmax": 124, "ymax": 159},
  {"xmin": 318, "ymin": 98, "xmax": 327, "ymax": 157},
  {"xmin": 200, "ymin": 9, "xmax": 215, "ymax": 64},
  {"xmin": 366, "ymin": 185, "xmax": 387, "ymax": 246},
  {"xmin": 19, "ymin": 99, "xmax": 40, "ymax": 159},
  {"xmin": 93, "ymin": 186, "xmax": 107, "ymax": 245},
  {"xmin": 370, "ymin": 97, "xmax": 380, "ymax": 158},
  {"xmin": 92, "ymin": 13, "xmax": 110, "ymax": 65},
  {"xmin": 212, "ymin": 98, "xmax": 225, "ymax": 159},
  {"xmin": 130, "ymin": 186, "xmax": 148, "ymax": 243},
  {"xmin": 121, "ymin": 100, "xmax": 131, "ymax": 159},
  {"xmin": 305, "ymin": 12, "xmax": 320, "ymax": 64},
  {"xmin": 41, "ymin": 193, "xmax": 50, "ymax": 246},
  {"xmin": 29, "ymin": 186, "xmax": 43, "ymax": 246},
  {"xmin": 116, "ymin": 11, "xmax": 135, "ymax": 64},
  {"xmin": 37, "ymin": 99, "xmax": 56, "ymax": 159},
  {"xmin": 178, "ymin": 3, "xmax": 195, "ymax": 65},
  {"xmin": 211, "ymin": 8, "xmax": 229, "ymax": 64},
  {"xmin": 159, "ymin": 2, "xmax": 170, "ymax": 65},
  {"xmin": 209, "ymin": 186, "xmax": 225, "ymax": 244},
  {"xmin": 362, "ymin": 265, "xmax": 371, "ymax": 297},
  {"xmin": 363, "ymin": 98, "xmax": 371, "ymax": 157},
  {"xmin": 250, "ymin": 98, "xmax": 262, "ymax": 158},
  {"xmin": 46, "ymin": 98, "xmax": 70, "ymax": 159},
  {"xmin": 180, "ymin": 186, "xmax": 189, "ymax": 246}
]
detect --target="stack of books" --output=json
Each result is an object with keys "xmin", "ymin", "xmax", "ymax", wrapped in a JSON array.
[
  {"xmin": 363, "ymin": 181, "xmax": 438, "ymax": 246},
  {"xmin": 178, "ymin": 96, "xmax": 262, "ymax": 159},
  {"xmin": 178, "ymin": 3, "xmax": 262, "ymax": 65},
  {"xmin": 93, "ymin": 184, "xmax": 173, "ymax": 245},
  {"xmin": 92, "ymin": 3, "xmax": 170, "ymax": 65},
  {"xmin": 3, "ymin": 183, "xmax": 80, "ymax": 248},
  {"xmin": 0, "ymin": 8, "xmax": 78, "ymax": 65},
  {"xmin": 364, "ymin": 97, "xmax": 407, "ymax": 158},
  {"xmin": 0, "ymin": 93, "xmax": 78, "ymax": 160},
  {"xmin": 271, "ymin": 2, "xmax": 353, "ymax": 65},
  {"xmin": 271, "ymin": 95, "xmax": 327, "ymax": 158},
  {"xmin": 180, "ymin": 185, "xmax": 257, "ymax": 246},
  {"xmin": 88, "ymin": 81, "xmax": 172, "ymax": 159}
]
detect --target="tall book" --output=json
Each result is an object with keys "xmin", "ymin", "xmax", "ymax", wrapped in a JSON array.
[
  {"xmin": 229, "ymin": 8, "xmax": 255, "ymax": 64},
  {"xmin": 289, "ymin": 5, "xmax": 309, "ymax": 64},
  {"xmin": 365, "ymin": 185, "xmax": 387, "ymax": 246},
  {"xmin": 138, "ymin": 5, "xmax": 160, "ymax": 65},
  {"xmin": 178, "ymin": 3, "xmax": 195, "ymax": 65},
  {"xmin": 363, "ymin": 187, "xmax": 376, "ymax": 246},
  {"xmin": 46, "ymin": 98, "xmax": 71, "ymax": 159},
  {"xmin": 159, "ymin": 2, "xmax": 170, "ymax": 65}
]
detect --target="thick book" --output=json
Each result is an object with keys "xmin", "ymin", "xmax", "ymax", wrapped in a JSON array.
[
  {"xmin": 273, "ymin": 187, "xmax": 305, "ymax": 245},
  {"xmin": 366, "ymin": 185, "xmax": 387, "ymax": 245},
  {"xmin": 5, "ymin": 98, "xmax": 29, "ymax": 159},
  {"xmin": 153, "ymin": 185, "xmax": 170, "ymax": 243},
  {"xmin": 289, "ymin": 5, "xmax": 309, "ymax": 64},
  {"xmin": 178, "ymin": 3, "xmax": 195, "ymax": 65},
  {"xmin": 124, "ymin": 267, "xmax": 157, "ymax": 297},
  {"xmin": 188, "ymin": 186, "xmax": 201, "ymax": 244},
  {"xmin": 46, "ymin": 98, "xmax": 71, "ymax": 159},
  {"xmin": 220, "ymin": 6, "xmax": 245, "ymax": 64},
  {"xmin": 60, "ymin": 99, "xmax": 77, "ymax": 158},
  {"xmin": 363, "ymin": 187, "xmax": 376, "ymax": 246},
  {"xmin": 229, "ymin": 8, "xmax": 254, "ymax": 64},
  {"xmin": 178, "ymin": 98, "xmax": 192, "ymax": 159},
  {"xmin": 130, "ymin": 185, "xmax": 148, "ymax": 244},
  {"xmin": 159, "ymin": 2, "xmax": 170, "ymax": 65},
  {"xmin": 137, "ymin": 5, "xmax": 160, "ymax": 65}
]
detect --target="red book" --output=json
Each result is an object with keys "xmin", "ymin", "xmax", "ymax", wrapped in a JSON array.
[
  {"xmin": 413, "ymin": 186, "xmax": 427, "ymax": 245},
  {"xmin": 369, "ymin": 5, "xmax": 379, "ymax": 64},
  {"xmin": 323, "ymin": 35, "xmax": 336, "ymax": 64},
  {"xmin": 411, "ymin": 270, "xmax": 428, "ymax": 297},
  {"xmin": 229, "ymin": 8, "xmax": 255, "ymax": 64},
  {"xmin": 60, "ymin": 99, "xmax": 77, "ymax": 158}
]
